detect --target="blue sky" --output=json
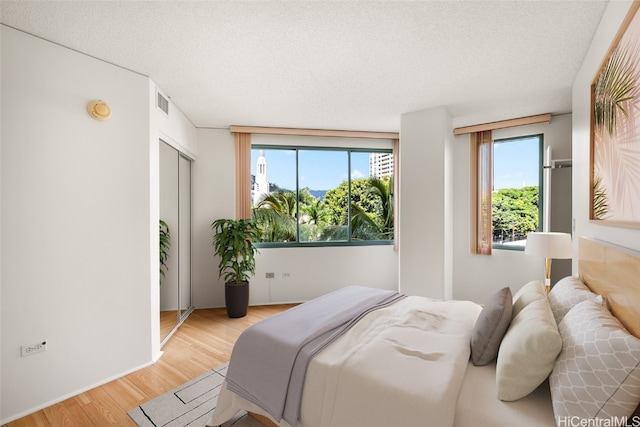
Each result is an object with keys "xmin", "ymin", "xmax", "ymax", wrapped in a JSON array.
[
  {"xmin": 252, "ymin": 148, "xmax": 371, "ymax": 191},
  {"xmin": 493, "ymin": 136, "xmax": 541, "ymax": 190},
  {"xmin": 252, "ymin": 136, "xmax": 540, "ymax": 192}
]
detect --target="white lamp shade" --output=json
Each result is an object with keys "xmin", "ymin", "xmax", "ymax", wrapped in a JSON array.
[{"xmin": 524, "ymin": 232, "xmax": 572, "ymax": 259}]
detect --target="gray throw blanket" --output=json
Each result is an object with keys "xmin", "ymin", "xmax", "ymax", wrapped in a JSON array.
[{"xmin": 224, "ymin": 285, "xmax": 405, "ymax": 426}]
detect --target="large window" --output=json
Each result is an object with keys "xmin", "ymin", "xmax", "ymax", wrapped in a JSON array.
[
  {"xmin": 491, "ymin": 135, "xmax": 543, "ymax": 250},
  {"xmin": 250, "ymin": 146, "xmax": 394, "ymax": 246}
]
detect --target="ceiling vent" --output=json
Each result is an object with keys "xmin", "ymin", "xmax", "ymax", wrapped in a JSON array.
[{"xmin": 157, "ymin": 91, "xmax": 169, "ymax": 115}]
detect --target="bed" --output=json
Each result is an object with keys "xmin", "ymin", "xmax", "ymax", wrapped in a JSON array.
[{"xmin": 208, "ymin": 237, "xmax": 640, "ymax": 427}]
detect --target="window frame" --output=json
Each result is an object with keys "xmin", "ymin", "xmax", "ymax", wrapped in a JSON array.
[
  {"xmin": 251, "ymin": 144, "xmax": 395, "ymax": 248},
  {"xmin": 490, "ymin": 133, "xmax": 544, "ymax": 252},
  {"xmin": 460, "ymin": 114, "xmax": 551, "ymax": 256}
]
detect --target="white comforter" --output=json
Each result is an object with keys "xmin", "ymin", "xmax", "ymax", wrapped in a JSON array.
[{"xmin": 208, "ymin": 296, "xmax": 482, "ymax": 427}]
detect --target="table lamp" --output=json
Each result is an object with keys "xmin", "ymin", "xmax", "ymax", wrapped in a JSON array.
[{"xmin": 524, "ymin": 232, "xmax": 572, "ymax": 293}]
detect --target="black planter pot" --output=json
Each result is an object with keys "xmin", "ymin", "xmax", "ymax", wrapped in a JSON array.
[{"xmin": 225, "ymin": 281, "xmax": 249, "ymax": 318}]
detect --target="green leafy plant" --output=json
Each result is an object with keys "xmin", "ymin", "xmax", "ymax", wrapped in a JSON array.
[
  {"xmin": 252, "ymin": 191, "xmax": 297, "ymax": 242},
  {"xmin": 491, "ymin": 186, "xmax": 539, "ymax": 242},
  {"xmin": 159, "ymin": 220, "xmax": 171, "ymax": 281},
  {"xmin": 211, "ymin": 219, "xmax": 261, "ymax": 284}
]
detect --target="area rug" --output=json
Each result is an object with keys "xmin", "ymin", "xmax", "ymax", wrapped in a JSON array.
[{"xmin": 128, "ymin": 362, "xmax": 264, "ymax": 427}]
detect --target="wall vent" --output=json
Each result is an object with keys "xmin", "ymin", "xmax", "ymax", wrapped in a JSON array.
[{"xmin": 157, "ymin": 92, "xmax": 169, "ymax": 115}]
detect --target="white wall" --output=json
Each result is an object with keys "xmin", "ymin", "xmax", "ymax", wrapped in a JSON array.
[
  {"xmin": 192, "ymin": 129, "xmax": 398, "ymax": 308},
  {"xmin": 191, "ymin": 129, "xmax": 234, "ymax": 308},
  {"xmin": 153, "ymin": 85, "xmax": 198, "ymax": 159},
  {"xmin": 250, "ymin": 245, "xmax": 398, "ymax": 304},
  {"xmin": 399, "ymin": 107, "xmax": 453, "ymax": 299},
  {"xmin": 452, "ymin": 115, "xmax": 573, "ymax": 304},
  {"xmin": 572, "ymin": 0, "xmax": 640, "ymax": 256},
  {"xmin": 0, "ymin": 26, "xmax": 153, "ymax": 422}
]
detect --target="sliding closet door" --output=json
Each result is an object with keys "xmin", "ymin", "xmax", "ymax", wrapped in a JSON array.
[
  {"xmin": 159, "ymin": 140, "xmax": 193, "ymax": 344},
  {"xmin": 178, "ymin": 154, "xmax": 192, "ymax": 319},
  {"xmin": 159, "ymin": 141, "xmax": 179, "ymax": 340}
]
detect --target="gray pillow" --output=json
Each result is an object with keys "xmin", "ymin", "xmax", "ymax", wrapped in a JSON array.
[{"xmin": 471, "ymin": 287, "xmax": 513, "ymax": 366}]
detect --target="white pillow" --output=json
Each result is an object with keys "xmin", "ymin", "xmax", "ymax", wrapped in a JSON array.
[
  {"xmin": 511, "ymin": 280, "xmax": 546, "ymax": 319},
  {"xmin": 496, "ymin": 297, "xmax": 562, "ymax": 401},
  {"xmin": 550, "ymin": 299, "xmax": 640, "ymax": 420},
  {"xmin": 548, "ymin": 276, "xmax": 598, "ymax": 323}
]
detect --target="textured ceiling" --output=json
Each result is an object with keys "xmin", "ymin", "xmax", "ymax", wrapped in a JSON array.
[{"xmin": 0, "ymin": 1, "xmax": 608, "ymax": 132}]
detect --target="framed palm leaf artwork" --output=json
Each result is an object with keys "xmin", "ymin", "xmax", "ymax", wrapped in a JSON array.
[{"xmin": 591, "ymin": 2, "xmax": 640, "ymax": 228}]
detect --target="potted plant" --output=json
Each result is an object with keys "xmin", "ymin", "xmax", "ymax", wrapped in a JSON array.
[
  {"xmin": 211, "ymin": 218, "xmax": 261, "ymax": 318},
  {"xmin": 159, "ymin": 220, "xmax": 171, "ymax": 284}
]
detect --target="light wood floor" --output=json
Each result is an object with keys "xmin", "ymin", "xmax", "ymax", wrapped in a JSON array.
[
  {"xmin": 3, "ymin": 305, "xmax": 294, "ymax": 427},
  {"xmin": 160, "ymin": 310, "xmax": 179, "ymax": 341}
]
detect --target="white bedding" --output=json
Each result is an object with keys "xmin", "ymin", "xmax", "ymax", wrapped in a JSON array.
[
  {"xmin": 210, "ymin": 361, "xmax": 557, "ymax": 427},
  {"xmin": 454, "ymin": 361, "xmax": 555, "ymax": 427},
  {"xmin": 209, "ymin": 296, "xmax": 483, "ymax": 427}
]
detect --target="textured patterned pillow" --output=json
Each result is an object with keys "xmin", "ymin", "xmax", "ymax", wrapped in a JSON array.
[
  {"xmin": 496, "ymin": 297, "xmax": 562, "ymax": 401},
  {"xmin": 550, "ymin": 299, "xmax": 640, "ymax": 420},
  {"xmin": 470, "ymin": 287, "xmax": 513, "ymax": 366},
  {"xmin": 511, "ymin": 280, "xmax": 546, "ymax": 319},
  {"xmin": 548, "ymin": 276, "xmax": 598, "ymax": 323}
]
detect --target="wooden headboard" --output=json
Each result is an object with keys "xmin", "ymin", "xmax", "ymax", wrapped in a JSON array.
[{"xmin": 578, "ymin": 237, "xmax": 640, "ymax": 339}]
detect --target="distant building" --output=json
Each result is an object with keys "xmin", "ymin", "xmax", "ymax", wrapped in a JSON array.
[
  {"xmin": 253, "ymin": 150, "xmax": 269, "ymax": 205},
  {"xmin": 369, "ymin": 152, "xmax": 393, "ymax": 178}
]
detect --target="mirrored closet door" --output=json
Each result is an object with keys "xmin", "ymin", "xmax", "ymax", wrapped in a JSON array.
[{"xmin": 159, "ymin": 140, "xmax": 193, "ymax": 345}]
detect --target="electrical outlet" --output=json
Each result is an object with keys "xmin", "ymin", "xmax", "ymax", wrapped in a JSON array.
[
  {"xmin": 265, "ymin": 272, "xmax": 275, "ymax": 279},
  {"xmin": 21, "ymin": 340, "xmax": 47, "ymax": 357},
  {"xmin": 282, "ymin": 272, "xmax": 291, "ymax": 278}
]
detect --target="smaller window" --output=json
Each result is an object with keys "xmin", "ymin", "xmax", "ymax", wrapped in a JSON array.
[{"xmin": 491, "ymin": 135, "xmax": 543, "ymax": 250}]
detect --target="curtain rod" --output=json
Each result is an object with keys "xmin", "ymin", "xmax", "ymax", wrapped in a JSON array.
[
  {"xmin": 453, "ymin": 113, "xmax": 552, "ymax": 136},
  {"xmin": 230, "ymin": 125, "xmax": 399, "ymax": 140}
]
